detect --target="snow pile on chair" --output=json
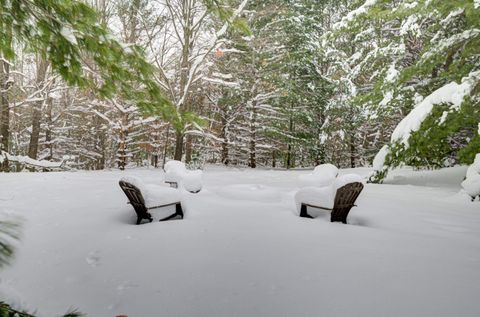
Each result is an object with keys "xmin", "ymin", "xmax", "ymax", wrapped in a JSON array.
[
  {"xmin": 164, "ymin": 160, "xmax": 203, "ymax": 193},
  {"xmin": 294, "ymin": 173, "xmax": 364, "ymax": 215},
  {"xmin": 461, "ymin": 153, "xmax": 480, "ymax": 201},
  {"xmin": 298, "ymin": 163, "xmax": 339, "ymax": 187},
  {"xmin": 120, "ymin": 176, "xmax": 181, "ymax": 207}
]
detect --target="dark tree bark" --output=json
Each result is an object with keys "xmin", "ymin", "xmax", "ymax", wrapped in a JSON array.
[
  {"xmin": 174, "ymin": 130, "xmax": 183, "ymax": 161},
  {"xmin": 0, "ymin": 59, "xmax": 11, "ymax": 171},
  {"xmin": 173, "ymin": 1, "xmax": 195, "ymax": 160},
  {"xmin": 28, "ymin": 56, "xmax": 48, "ymax": 159},
  {"xmin": 162, "ymin": 125, "xmax": 171, "ymax": 168},
  {"xmin": 350, "ymin": 134, "xmax": 356, "ymax": 168},
  {"xmin": 220, "ymin": 114, "xmax": 229, "ymax": 165},
  {"xmin": 44, "ymin": 97, "xmax": 53, "ymax": 160},
  {"xmin": 286, "ymin": 115, "xmax": 294, "ymax": 169},
  {"xmin": 118, "ymin": 113, "xmax": 129, "ymax": 170},
  {"xmin": 248, "ymin": 101, "xmax": 257, "ymax": 168},
  {"xmin": 185, "ymin": 134, "xmax": 192, "ymax": 163}
]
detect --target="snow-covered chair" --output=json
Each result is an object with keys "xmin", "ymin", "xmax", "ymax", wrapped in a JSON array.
[
  {"xmin": 119, "ymin": 176, "xmax": 183, "ymax": 224},
  {"xmin": 295, "ymin": 174, "xmax": 364, "ymax": 224},
  {"xmin": 164, "ymin": 160, "xmax": 203, "ymax": 193},
  {"xmin": 298, "ymin": 163, "xmax": 339, "ymax": 188},
  {"xmin": 462, "ymin": 154, "xmax": 480, "ymax": 201}
]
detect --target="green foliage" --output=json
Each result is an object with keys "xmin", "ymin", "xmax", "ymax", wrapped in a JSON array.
[
  {"xmin": 0, "ymin": 0, "xmax": 179, "ymax": 125},
  {"xmin": 204, "ymin": 0, "xmax": 251, "ymax": 35},
  {"xmin": 324, "ymin": 0, "xmax": 480, "ymax": 177},
  {"xmin": 0, "ymin": 302, "xmax": 84, "ymax": 317},
  {"xmin": 0, "ymin": 217, "xmax": 21, "ymax": 269},
  {"xmin": 368, "ymin": 168, "xmax": 388, "ymax": 184}
]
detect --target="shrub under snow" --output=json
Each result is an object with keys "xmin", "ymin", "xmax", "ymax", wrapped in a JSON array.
[
  {"xmin": 164, "ymin": 160, "xmax": 203, "ymax": 193},
  {"xmin": 461, "ymin": 154, "xmax": 480, "ymax": 200}
]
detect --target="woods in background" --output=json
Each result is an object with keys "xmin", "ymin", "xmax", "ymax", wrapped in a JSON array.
[{"xmin": 0, "ymin": 0, "xmax": 478, "ymax": 172}]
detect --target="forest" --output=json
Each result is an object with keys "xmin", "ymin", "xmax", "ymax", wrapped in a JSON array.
[
  {"xmin": 0, "ymin": 0, "xmax": 479, "ymax": 177},
  {"xmin": 1, "ymin": 1, "xmax": 480, "ymax": 316}
]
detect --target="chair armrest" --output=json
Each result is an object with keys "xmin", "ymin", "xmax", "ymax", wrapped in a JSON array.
[
  {"xmin": 303, "ymin": 203, "xmax": 333, "ymax": 211},
  {"xmin": 148, "ymin": 202, "xmax": 179, "ymax": 209}
]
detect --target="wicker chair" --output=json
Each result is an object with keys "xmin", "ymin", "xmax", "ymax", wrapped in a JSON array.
[
  {"xmin": 299, "ymin": 182, "xmax": 364, "ymax": 224},
  {"xmin": 119, "ymin": 180, "xmax": 184, "ymax": 225}
]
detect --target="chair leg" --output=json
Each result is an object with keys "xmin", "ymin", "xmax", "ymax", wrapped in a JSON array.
[
  {"xmin": 175, "ymin": 203, "xmax": 184, "ymax": 218},
  {"xmin": 299, "ymin": 204, "xmax": 313, "ymax": 218},
  {"xmin": 159, "ymin": 203, "xmax": 184, "ymax": 222},
  {"xmin": 331, "ymin": 212, "xmax": 347, "ymax": 224},
  {"xmin": 159, "ymin": 212, "xmax": 181, "ymax": 221}
]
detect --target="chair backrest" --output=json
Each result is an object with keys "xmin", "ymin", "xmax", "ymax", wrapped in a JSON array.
[
  {"xmin": 331, "ymin": 182, "xmax": 364, "ymax": 223},
  {"xmin": 119, "ymin": 181, "xmax": 148, "ymax": 218}
]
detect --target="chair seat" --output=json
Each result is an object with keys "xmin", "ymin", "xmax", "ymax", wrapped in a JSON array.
[
  {"xmin": 298, "ymin": 174, "xmax": 336, "ymax": 188},
  {"xmin": 143, "ymin": 184, "xmax": 182, "ymax": 208},
  {"xmin": 295, "ymin": 185, "xmax": 335, "ymax": 215},
  {"xmin": 298, "ymin": 164, "xmax": 338, "ymax": 188}
]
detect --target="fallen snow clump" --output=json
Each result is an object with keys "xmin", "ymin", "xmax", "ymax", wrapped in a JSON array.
[
  {"xmin": 461, "ymin": 153, "xmax": 480, "ymax": 200},
  {"xmin": 298, "ymin": 163, "xmax": 339, "ymax": 187},
  {"xmin": 164, "ymin": 160, "xmax": 203, "ymax": 193}
]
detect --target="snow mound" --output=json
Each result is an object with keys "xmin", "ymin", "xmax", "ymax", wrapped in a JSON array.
[
  {"xmin": 0, "ymin": 151, "xmax": 64, "ymax": 168},
  {"xmin": 295, "ymin": 173, "xmax": 363, "ymax": 214},
  {"xmin": 143, "ymin": 184, "xmax": 182, "ymax": 207},
  {"xmin": 461, "ymin": 154, "xmax": 480, "ymax": 199},
  {"xmin": 466, "ymin": 153, "xmax": 480, "ymax": 178},
  {"xmin": 299, "ymin": 163, "xmax": 339, "ymax": 187},
  {"xmin": 164, "ymin": 160, "xmax": 203, "ymax": 192},
  {"xmin": 391, "ymin": 71, "xmax": 480, "ymax": 146},
  {"xmin": 182, "ymin": 171, "xmax": 203, "ymax": 193},
  {"xmin": 294, "ymin": 186, "xmax": 336, "ymax": 215},
  {"xmin": 334, "ymin": 174, "xmax": 364, "ymax": 189},
  {"xmin": 120, "ymin": 176, "xmax": 181, "ymax": 207},
  {"xmin": 372, "ymin": 145, "xmax": 389, "ymax": 171},
  {"xmin": 120, "ymin": 176, "xmax": 147, "ymax": 193}
]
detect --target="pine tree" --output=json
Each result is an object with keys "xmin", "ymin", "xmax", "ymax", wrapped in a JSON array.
[{"xmin": 322, "ymin": 0, "xmax": 480, "ymax": 180}]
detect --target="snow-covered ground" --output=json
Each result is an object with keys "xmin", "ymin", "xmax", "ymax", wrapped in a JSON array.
[{"xmin": 1, "ymin": 166, "xmax": 480, "ymax": 317}]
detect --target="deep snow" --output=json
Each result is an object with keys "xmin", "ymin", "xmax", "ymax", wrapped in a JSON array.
[{"xmin": 1, "ymin": 166, "xmax": 480, "ymax": 317}]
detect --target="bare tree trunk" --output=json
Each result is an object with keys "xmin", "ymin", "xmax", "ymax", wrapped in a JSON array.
[
  {"xmin": 96, "ymin": 118, "xmax": 106, "ymax": 170},
  {"xmin": 174, "ymin": 130, "xmax": 183, "ymax": 161},
  {"xmin": 248, "ymin": 102, "xmax": 256, "ymax": 168},
  {"xmin": 350, "ymin": 134, "xmax": 356, "ymax": 168},
  {"xmin": 28, "ymin": 56, "xmax": 48, "ymax": 159},
  {"xmin": 44, "ymin": 97, "xmax": 53, "ymax": 160},
  {"xmin": 220, "ymin": 115, "xmax": 229, "ymax": 165},
  {"xmin": 286, "ymin": 115, "xmax": 294, "ymax": 169},
  {"xmin": 0, "ymin": 59, "xmax": 11, "ymax": 171},
  {"xmin": 185, "ymin": 134, "xmax": 192, "ymax": 163},
  {"xmin": 173, "ymin": 1, "xmax": 195, "ymax": 160},
  {"xmin": 162, "ymin": 125, "xmax": 171, "ymax": 167},
  {"xmin": 118, "ymin": 113, "xmax": 129, "ymax": 170}
]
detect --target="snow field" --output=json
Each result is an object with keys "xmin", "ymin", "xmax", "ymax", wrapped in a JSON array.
[{"xmin": 1, "ymin": 166, "xmax": 480, "ymax": 317}]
